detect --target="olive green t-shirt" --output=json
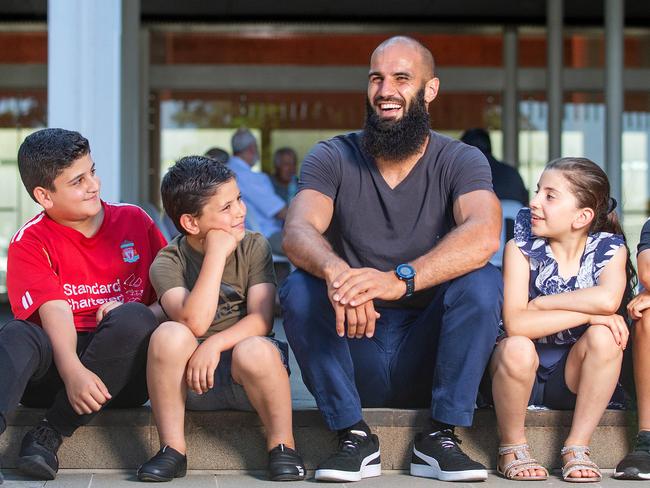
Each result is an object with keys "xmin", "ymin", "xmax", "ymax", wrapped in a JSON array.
[{"xmin": 149, "ymin": 231, "xmax": 276, "ymax": 337}]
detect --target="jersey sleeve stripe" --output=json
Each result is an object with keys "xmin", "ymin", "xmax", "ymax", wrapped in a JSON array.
[
  {"xmin": 105, "ymin": 201, "xmax": 155, "ymax": 224},
  {"xmin": 11, "ymin": 213, "xmax": 45, "ymax": 244}
]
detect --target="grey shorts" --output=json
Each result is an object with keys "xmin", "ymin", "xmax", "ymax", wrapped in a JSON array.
[{"xmin": 185, "ymin": 337, "xmax": 289, "ymax": 411}]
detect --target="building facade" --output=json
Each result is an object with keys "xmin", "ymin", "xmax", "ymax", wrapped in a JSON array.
[{"xmin": 1, "ymin": 0, "xmax": 650, "ymax": 292}]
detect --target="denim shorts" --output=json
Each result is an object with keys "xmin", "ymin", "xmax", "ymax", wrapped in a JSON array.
[
  {"xmin": 529, "ymin": 342, "xmax": 625, "ymax": 409},
  {"xmin": 529, "ymin": 343, "xmax": 576, "ymax": 409},
  {"xmin": 185, "ymin": 337, "xmax": 289, "ymax": 411}
]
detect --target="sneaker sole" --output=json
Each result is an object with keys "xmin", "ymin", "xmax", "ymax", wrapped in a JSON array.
[
  {"xmin": 269, "ymin": 473, "xmax": 306, "ymax": 482},
  {"xmin": 137, "ymin": 470, "xmax": 187, "ymax": 482},
  {"xmin": 614, "ymin": 468, "xmax": 650, "ymax": 480},
  {"xmin": 411, "ymin": 447, "xmax": 487, "ymax": 482},
  {"xmin": 315, "ymin": 450, "xmax": 381, "ymax": 482},
  {"xmin": 16, "ymin": 455, "xmax": 56, "ymax": 480}
]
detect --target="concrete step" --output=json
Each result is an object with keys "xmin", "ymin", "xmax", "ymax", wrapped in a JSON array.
[{"xmin": 0, "ymin": 407, "xmax": 636, "ymax": 472}]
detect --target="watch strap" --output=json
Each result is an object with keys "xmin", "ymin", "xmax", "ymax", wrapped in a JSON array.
[{"xmin": 404, "ymin": 277, "xmax": 415, "ymax": 297}]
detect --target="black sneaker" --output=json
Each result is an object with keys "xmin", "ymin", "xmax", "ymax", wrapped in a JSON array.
[
  {"xmin": 268, "ymin": 444, "xmax": 306, "ymax": 481},
  {"xmin": 615, "ymin": 450, "xmax": 650, "ymax": 480},
  {"xmin": 137, "ymin": 445, "xmax": 187, "ymax": 482},
  {"xmin": 16, "ymin": 420, "xmax": 62, "ymax": 480},
  {"xmin": 410, "ymin": 429, "xmax": 487, "ymax": 481},
  {"xmin": 315, "ymin": 429, "xmax": 381, "ymax": 482}
]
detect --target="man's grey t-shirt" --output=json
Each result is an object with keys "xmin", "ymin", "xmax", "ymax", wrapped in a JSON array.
[
  {"xmin": 299, "ymin": 130, "xmax": 493, "ymax": 307},
  {"xmin": 638, "ymin": 218, "xmax": 650, "ymax": 255}
]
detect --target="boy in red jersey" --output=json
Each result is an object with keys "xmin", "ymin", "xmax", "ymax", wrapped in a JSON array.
[{"xmin": 0, "ymin": 128, "xmax": 167, "ymax": 482}]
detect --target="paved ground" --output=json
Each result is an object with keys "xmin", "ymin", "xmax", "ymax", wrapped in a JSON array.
[{"xmin": 0, "ymin": 471, "xmax": 635, "ymax": 487}]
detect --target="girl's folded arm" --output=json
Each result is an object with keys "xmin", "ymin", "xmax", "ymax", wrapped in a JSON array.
[
  {"xmin": 528, "ymin": 246, "xmax": 627, "ymax": 315},
  {"xmin": 502, "ymin": 240, "xmax": 592, "ymax": 339}
]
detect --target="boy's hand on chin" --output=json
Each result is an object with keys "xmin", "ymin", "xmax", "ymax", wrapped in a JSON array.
[{"xmin": 203, "ymin": 228, "xmax": 238, "ymax": 257}]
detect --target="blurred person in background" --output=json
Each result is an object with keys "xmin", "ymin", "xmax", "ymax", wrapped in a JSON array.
[
  {"xmin": 228, "ymin": 129, "xmax": 287, "ymax": 256},
  {"xmin": 271, "ymin": 147, "xmax": 299, "ymax": 204}
]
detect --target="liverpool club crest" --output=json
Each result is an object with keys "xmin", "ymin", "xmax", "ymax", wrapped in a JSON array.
[{"xmin": 120, "ymin": 240, "xmax": 140, "ymax": 263}]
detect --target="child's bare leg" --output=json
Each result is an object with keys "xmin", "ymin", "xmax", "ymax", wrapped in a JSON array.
[
  {"xmin": 490, "ymin": 336, "xmax": 544, "ymax": 478},
  {"xmin": 563, "ymin": 325, "xmax": 622, "ymax": 479},
  {"xmin": 231, "ymin": 337, "xmax": 294, "ymax": 450},
  {"xmin": 147, "ymin": 321, "xmax": 198, "ymax": 454},
  {"xmin": 635, "ymin": 312, "xmax": 650, "ymax": 431}
]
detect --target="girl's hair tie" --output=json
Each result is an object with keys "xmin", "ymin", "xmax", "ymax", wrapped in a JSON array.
[{"xmin": 607, "ymin": 197, "xmax": 618, "ymax": 214}]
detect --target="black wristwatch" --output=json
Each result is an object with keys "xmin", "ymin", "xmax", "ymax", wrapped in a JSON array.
[{"xmin": 395, "ymin": 263, "xmax": 416, "ymax": 298}]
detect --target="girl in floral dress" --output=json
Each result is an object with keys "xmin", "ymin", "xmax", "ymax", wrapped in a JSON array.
[{"xmin": 490, "ymin": 157, "xmax": 636, "ymax": 482}]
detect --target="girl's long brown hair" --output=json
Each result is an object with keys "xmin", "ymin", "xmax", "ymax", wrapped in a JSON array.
[{"xmin": 546, "ymin": 157, "xmax": 637, "ymax": 311}]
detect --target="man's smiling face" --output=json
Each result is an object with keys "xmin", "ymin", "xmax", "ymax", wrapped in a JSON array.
[{"xmin": 367, "ymin": 41, "xmax": 436, "ymax": 123}]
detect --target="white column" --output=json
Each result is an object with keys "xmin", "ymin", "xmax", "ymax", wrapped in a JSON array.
[
  {"xmin": 48, "ymin": 0, "xmax": 140, "ymax": 203},
  {"xmin": 605, "ymin": 0, "xmax": 624, "ymax": 207}
]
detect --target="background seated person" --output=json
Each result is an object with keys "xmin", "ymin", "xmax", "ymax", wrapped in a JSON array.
[{"xmin": 227, "ymin": 129, "xmax": 287, "ymax": 256}]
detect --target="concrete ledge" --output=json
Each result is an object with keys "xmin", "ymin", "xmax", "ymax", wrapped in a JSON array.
[{"xmin": 0, "ymin": 407, "xmax": 636, "ymax": 471}]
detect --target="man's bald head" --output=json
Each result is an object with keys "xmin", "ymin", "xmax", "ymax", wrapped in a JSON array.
[{"xmin": 372, "ymin": 36, "xmax": 435, "ymax": 80}]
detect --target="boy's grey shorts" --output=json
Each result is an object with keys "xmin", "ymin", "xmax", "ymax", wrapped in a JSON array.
[{"xmin": 185, "ymin": 337, "xmax": 289, "ymax": 411}]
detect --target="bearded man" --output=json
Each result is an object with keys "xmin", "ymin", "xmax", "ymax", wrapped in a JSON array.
[{"xmin": 280, "ymin": 36, "xmax": 503, "ymax": 483}]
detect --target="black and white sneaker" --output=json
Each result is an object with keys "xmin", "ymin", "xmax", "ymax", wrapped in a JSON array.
[
  {"xmin": 410, "ymin": 429, "xmax": 487, "ymax": 482},
  {"xmin": 268, "ymin": 444, "xmax": 306, "ymax": 481},
  {"xmin": 315, "ymin": 429, "xmax": 381, "ymax": 482},
  {"xmin": 615, "ymin": 432, "xmax": 650, "ymax": 480},
  {"xmin": 614, "ymin": 450, "xmax": 650, "ymax": 480},
  {"xmin": 16, "ymin": 420, "xmax": 63, "ymax": 480}
]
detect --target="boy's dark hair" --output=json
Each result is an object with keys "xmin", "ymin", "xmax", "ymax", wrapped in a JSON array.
[
  {"xmin": 17, "ymin": 128, "xmax": 90, "ymax": 202},
  {"xmin": 161, "ymin": 155, "xmax": 235, "ymax": 235}
]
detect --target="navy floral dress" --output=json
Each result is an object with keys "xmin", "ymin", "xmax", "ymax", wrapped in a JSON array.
[
  {"xmin": 514, "ymin": 207, "xmax": 625, "ymax": 345},
  {"xmin": 510, "ymin": 208, "xmax": 627, "ymax": 408}
]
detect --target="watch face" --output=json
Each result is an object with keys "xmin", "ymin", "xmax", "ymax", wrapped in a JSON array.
[{"xmin": 396, "ymin": 263, "xmax": 416, "ymax": 279}]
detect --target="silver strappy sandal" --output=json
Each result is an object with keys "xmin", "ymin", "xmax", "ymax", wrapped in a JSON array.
[
  {"xmin": 497, "ymin": 444, "xmax": 549, "ymax": 481},
  {"xmin": 560, "ymin": 446, "xmax": 602, "ymax": 483}
]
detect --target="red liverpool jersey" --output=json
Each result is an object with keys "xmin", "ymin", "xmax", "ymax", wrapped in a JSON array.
[{"xmin": 7, "ymin": 201, "xmax": 167, "ymax": 332}]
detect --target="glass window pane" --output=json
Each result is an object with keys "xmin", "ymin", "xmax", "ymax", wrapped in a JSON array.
[
  {"xmin": 0, "ymin": 95, "xmax": 46, "ymax": 297},
  {"xmin": 519, "ymin": 91, "xmax": 650, "ymax": 261},
  {"xmin": 157, "ymin": 91, "xmax": 501, "ymax": 185}
]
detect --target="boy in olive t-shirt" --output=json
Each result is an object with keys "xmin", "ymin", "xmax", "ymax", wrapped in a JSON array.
[{"xmin": 137, "ymin": 156, "xmax": 305, "ymax": 482}]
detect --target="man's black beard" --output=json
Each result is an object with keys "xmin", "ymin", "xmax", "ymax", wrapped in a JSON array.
[{"xmin": 361, "ymin": 89, "xmax": 431, "ymax": 162}]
